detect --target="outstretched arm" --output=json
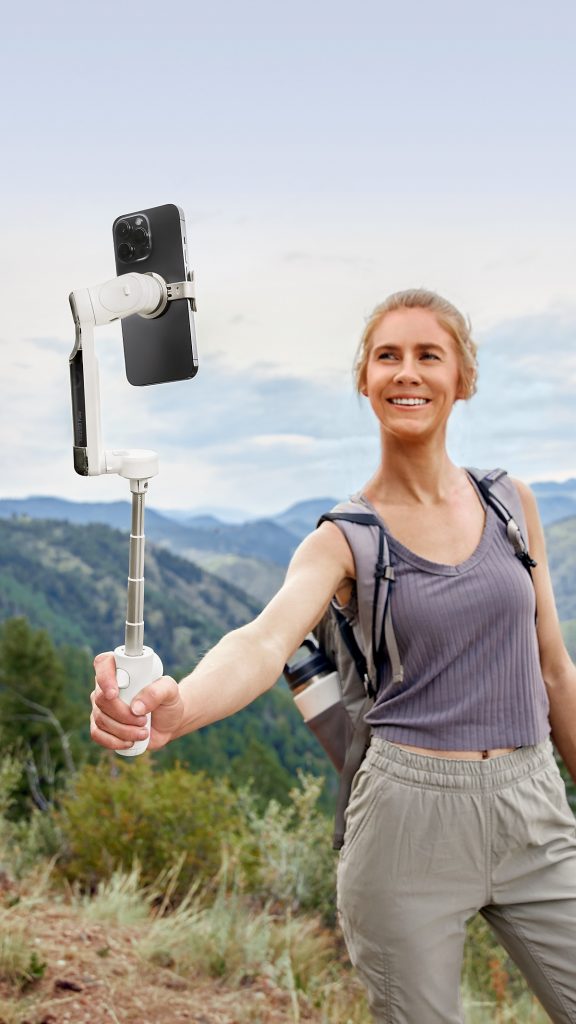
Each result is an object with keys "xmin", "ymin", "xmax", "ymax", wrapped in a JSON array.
[
  {"xmin": 514, "ymin": 478, "xmax": 576, "ymax": 785},
  {"xmin": 90, "ymin": 521, "xmax": 354, "ymax": 751}
]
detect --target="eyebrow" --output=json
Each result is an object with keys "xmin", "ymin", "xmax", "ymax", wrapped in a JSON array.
[{"xmin": 373, "ymin": 342, "xmax": 447, "ymax": 352}]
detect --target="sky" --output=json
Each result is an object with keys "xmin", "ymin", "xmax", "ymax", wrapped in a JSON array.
[{"xmin": 1, "ymin": 0, "xmax": 575, "ymax": 517}]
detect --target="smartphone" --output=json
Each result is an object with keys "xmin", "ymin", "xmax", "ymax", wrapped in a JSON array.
[{"xmin": 112, "ymin": 204, "xmax": 198, "ymax": 386}]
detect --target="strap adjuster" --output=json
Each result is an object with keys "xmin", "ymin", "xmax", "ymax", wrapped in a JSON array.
[
  {"xmin": 375, "ymin": 563, "xmax": 395, "ymax": 581},
  {"xmin": 517, "ymin": 551, "xmax": 538, "ymax": 570},
  {"xmin": 363, "ymin": 673, "xmax": 376, "ymax": 699}
]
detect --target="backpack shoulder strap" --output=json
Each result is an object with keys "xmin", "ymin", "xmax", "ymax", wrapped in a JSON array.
[
  {"xmin": 318, "ymin": 499, "xmax": 404, "ymax": 693},
  {"xmin": 466, "ymin": 468, "xmax": 537, "ymax": 573}
]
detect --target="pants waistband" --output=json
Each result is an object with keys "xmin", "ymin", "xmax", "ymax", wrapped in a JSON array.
[{"xmin": 367, "ymin": 736, "xmax": 556, "ymax": 792}]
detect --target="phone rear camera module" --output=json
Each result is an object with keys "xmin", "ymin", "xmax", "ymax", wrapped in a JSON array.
[
  {"xmin": 115, "ymin": 212, "xmax": 152, "ymax": 264},
  {"xmin": 118, "ymin": 241, "xmax": 136, "ymax": 262}
]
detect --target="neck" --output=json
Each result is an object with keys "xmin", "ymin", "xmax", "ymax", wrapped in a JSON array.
[{"xmin": 364, "ymin": 433, "xmax": 462, "ymax": 506}]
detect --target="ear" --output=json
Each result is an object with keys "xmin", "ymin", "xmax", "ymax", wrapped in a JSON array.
[{"xmin": 455, "ymin": 374, "xmax": 472, "ymax": 402}]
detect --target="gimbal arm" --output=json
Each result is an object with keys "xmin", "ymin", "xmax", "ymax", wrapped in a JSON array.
[{"xmin": 68, "ymin": 272, "xmax": 169, "ymax": 480}]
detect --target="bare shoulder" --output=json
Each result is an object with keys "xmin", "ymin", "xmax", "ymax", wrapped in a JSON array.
[
  {"xmin": 287, "ymin": 520, "xmax": 355, "ymax": 580},
  {"xmin": 510, "ymin": 478, "xmax": 573, "ymax": 683},
  {"xmin": 251, "ymin": 521, "xmax": 356, "ymax": 663},
  {"xmin": 509, "ymin": 477, "xmax": 542, "ymax": 541},
  {"xmin": 510, "ymin": 476, "xmax": 536, "ymax": 505}
]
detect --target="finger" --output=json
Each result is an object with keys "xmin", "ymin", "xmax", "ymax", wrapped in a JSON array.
[
  {"xmin": 90, "ymin": 714, "xmax": 142, "ymax": 751},
  {"xmin": 91, "ymin": 706, "xmax": 149, "ymax": 743},
  {"xmin": 126, "ymin": 676, "xmax": 179, "ymax": 717},
  {"xmin": 93, "ymin": 652, "xmax": 119, "ymax": 700},
  {"xmin": 91, "ymin": 689, "xmax": 148, "ymax": 726}
]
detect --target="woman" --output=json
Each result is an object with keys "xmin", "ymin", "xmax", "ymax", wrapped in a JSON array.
[{"xmin": 91, "ymin": 289, "xmax": 576, "ymax": 1023}]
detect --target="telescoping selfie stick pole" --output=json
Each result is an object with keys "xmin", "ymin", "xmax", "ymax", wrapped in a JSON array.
[{"xmin": 68, "ymin": 271, "xmax": 195, "ymax": 756}]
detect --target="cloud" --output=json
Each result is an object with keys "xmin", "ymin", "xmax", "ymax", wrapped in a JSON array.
[
  {"xmin": 2, "ymin": 306, "xmax": 576, "ymax": 512},
  {"xmin": 448, "ymin": 310, "xmax": 576, "ymax": 481},
  {"xmin": 136, "ymin": 354, "xmax": 366, "ymax": 450}
]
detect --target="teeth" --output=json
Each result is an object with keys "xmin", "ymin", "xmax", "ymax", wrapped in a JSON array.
[{"xmin": 391, "ymin": 398, "xmax": 428, "ymax": 406}]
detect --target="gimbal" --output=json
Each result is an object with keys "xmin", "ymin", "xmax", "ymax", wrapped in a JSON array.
[{"xmin": 68, "ymin": 270, "xmax": 195, "ymax": 755}]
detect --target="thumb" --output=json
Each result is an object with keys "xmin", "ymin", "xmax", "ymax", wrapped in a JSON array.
[{"xmin": 130, "ymin": 675, "xmax": 179, "ymax": 716}]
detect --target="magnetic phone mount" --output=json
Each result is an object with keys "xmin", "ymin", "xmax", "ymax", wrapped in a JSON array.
[
  {"xmin": 68, "ymin": 269, "xmax": 196, "ymax": 753},
  {"xmin": 139, "ymin": 272, "xmax": 197, "ymax": 318}
]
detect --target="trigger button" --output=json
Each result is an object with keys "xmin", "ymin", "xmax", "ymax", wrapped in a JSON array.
[{"xmin": 116, "ymin": 668, "xmax": 130, "ymax": 690}]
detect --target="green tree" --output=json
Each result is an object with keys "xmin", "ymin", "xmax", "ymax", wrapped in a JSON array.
[
  {"xmin": 0, "ymin": 618, "xmax": 81, "ymax": 814},
  {"xmin": 229, "ymin": 737, "xmax": 293, "ymax": 810}
]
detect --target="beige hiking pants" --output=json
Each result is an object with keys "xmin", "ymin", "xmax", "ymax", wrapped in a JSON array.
[{"xmin": 337, "ymin": 737, "xmax": 576, "ymax": 1023}]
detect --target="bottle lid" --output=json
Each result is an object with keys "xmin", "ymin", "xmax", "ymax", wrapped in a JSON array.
[{"xmin": 283, "ymin": 637, "xmax": 335, "ymax": 690}]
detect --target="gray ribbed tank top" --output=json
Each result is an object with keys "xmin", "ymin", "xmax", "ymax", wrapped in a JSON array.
[{"xmin": 335, "ymin": 474, "xmax": 550, "ymax": 749}]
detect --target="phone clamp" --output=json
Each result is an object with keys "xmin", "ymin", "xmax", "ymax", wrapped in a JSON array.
[{"xmin": 139, "ymin": 271, "xmax": 196, "ymax": 319}]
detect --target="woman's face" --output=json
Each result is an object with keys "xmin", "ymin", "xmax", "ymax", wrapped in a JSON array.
[{"xmin": 362, "ymin": 308, "xmax": 466, "ymax": 440}]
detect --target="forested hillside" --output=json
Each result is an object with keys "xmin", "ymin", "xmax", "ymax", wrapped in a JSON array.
[
  {"xmin": 0, "ymin": 497, "xmax": 301, "ymax": 565},
  {"xmin": 0, "ymin": 516, "xmax": 260, "ymax": 673},
  {"xmin": 0, "ymin": 511, "xmax": 575, "ymax": 812},
  {"xmin": 0, "ymin": 517, "xmax": 338, "ymax": 808},
  {"xmin": 543, "ymin": 515, "xmax": 576, "ymax": 622}
]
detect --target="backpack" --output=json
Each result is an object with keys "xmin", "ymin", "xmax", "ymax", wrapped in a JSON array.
[{"xmin": 283, "ymin": 468, "xmax": 537, "ymax": 850}]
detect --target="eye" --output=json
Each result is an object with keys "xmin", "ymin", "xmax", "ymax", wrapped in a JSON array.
[
  {"xmin": 376, "ymin": 351, "xmax": 395, "ymax": 360},
  {"xmin": 421, "ymin": 351, "xmax": 440, "ymax": 360}
]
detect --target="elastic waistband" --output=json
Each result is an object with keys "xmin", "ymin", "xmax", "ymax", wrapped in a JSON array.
[{"xmin": 367, "ymin": 737, "xmax": 556, "ymax": 792}]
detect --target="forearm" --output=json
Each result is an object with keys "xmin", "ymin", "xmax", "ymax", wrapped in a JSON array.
[
  {"xmin": 171, "ymin": 622, "xmax": 285, "ymax": 739},
  {"xmin": 166, "ymin": 524, "xmax": 352, "ymax": 743},
  {"xmin": 546, "ymin": 665, "xmax": 576, "ymax": 787}
]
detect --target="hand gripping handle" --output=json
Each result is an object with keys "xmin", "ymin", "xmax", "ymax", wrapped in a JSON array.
[{"xmin": 113, "ymin": 645, "xmax": 163, "ymax": 757}]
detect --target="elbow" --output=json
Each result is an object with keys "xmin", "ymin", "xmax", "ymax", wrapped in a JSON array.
[
  {"xmin": 231, "ymin": 621, "xmax": 289, "ymax": 693},
  {"xmin": 541, "ymin": 650, "xmax": 576, "ymax": 694}
]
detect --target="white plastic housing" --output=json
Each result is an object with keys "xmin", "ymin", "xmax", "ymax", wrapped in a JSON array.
[
  {"xmin": 86, "ymin": 272, "xmax": 165, "ymax": 327},
  {"xmin": 69, "ymin": 274, "xmax": 165, "ymax": 479},
  {"xmin": 114, "ymin": 644, "xmax": 163, "ymax": 757}
]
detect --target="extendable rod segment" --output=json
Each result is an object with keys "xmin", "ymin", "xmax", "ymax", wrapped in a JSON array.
[{"xmin": 125, "ymin": 487, "xmax": 147, "ymax": 657}]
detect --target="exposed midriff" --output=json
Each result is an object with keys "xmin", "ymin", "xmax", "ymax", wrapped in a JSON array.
[{"xmin": 388, "ymin": 742, "xmax": 517, "ymax": 761}]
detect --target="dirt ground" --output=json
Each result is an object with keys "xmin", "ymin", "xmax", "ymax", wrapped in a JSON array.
[{"xmin": 1, "ymin": 901, "xmax": 336, "ymax": 1024}]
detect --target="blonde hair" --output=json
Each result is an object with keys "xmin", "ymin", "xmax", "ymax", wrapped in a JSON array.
[{"xmin": 354, "ymin": 288, "xmax": 478, "ymax": 398}]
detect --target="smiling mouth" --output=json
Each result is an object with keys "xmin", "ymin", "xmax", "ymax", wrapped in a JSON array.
[{"xmin": 387, "ymin": 398, "xmax": 431, "ymax": 407}]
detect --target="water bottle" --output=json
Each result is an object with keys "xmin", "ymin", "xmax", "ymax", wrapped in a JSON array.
[{"xmin": 284, "ymin": 636, "xmax": 350, "ymax": 773}]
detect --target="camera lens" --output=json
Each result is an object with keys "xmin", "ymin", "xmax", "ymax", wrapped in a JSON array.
[
  {"xmin": 132, "ymin": 226, "xmax": 149, "ymax": 245},
  {"xmin": 116, "ymin": 220, "xmax": 132, "ymax": 239},
  {"xmin": 118, "ymin": 241, "xmax": 135, "ymax": 261}
]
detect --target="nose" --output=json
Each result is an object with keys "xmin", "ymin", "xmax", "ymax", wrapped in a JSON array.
[{"xmin": 393, "ymin": 357, "xmax": 422, "ymax": 384}]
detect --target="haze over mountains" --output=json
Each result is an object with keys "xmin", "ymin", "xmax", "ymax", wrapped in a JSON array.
[
  {"xmin": 1, "ymin": 478, "xmax": 575, "ymax": 546},
  {"xmin": 1, "ymin": 477, "xmax": 576, "ymax": 552},
  {"xmin": 0, "ymin": 495, "xmax": 338, "ymax": 552}
]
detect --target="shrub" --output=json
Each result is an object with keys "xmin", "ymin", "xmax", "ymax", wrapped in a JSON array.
[
  {"xmin": 0, "ymin": 911, "xmax": 46, "ymax": 990},
  {"xmin": 462, "ymin": 914, "xmax": 550, "ymax": 1021},
  {"xmin": 56, "ymin": 756, "xmax": 242, "ymax": 898},
  {"xmin": 0, "ymin": 755, "xmax": 63, "ymax": 880},
  {"xmin": 234, "ymin": 772, "xmax": 337, "ymax": 924}
]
